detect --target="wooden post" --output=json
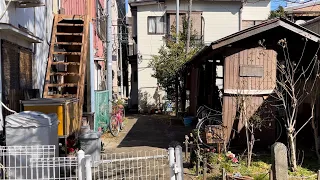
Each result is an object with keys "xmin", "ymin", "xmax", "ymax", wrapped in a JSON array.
[
  {"xmin": 196, "ymin": 154, "xmax": 200, "ymax": 176},
  {"xmin": 189, "ymin": 142, "xmax": 193, "ymax": 165},
  {"xmin": 185, "ymin": 135, "xmax": 189, "ymax": 160},
  {"xmin": 203, "ymin": 158, "xmax": 207, "ymax": 180},
  {"xmin": 222, "ymin": 168, "xmax": 226, "ymax": 180},
  {"xmin": 269, "ymin": 169, "xmax": 273, "ymax": 180}
]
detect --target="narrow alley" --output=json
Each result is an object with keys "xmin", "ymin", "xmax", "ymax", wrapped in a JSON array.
[{"xmin": 102, "ymin": 114, "xmax": 193, "ymax": 153}]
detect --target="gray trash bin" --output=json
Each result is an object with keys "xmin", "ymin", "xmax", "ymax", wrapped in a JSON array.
[{"xmin": 79, "ymin": 131, "xmax": 101, "ymax": 166}]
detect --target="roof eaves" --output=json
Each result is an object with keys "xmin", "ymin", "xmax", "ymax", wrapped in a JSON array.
[
  {"xmin": 302, "ymin": 16, "xmax": 320, "ymax": 26},
  {"xmin": 129, "ymin": 0, "xmax": 160, "ymax": 6},
  {"xmin": 211, "ymin": 18, "xmax": 281, "ymax": 50},
  {"xmin": 211, "ymin": 17, "xmax": 320, "ymax": 50},
  {"xmin": 178, "ymin": 45, "xmax": 211, "ymax": 73},
  {"xmin": 285, "ymin": 1, "xmax": 320, "ymax": 12}
]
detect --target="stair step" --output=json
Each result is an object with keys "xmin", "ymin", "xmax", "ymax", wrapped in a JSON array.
[
  {"xmin": 50, "ymin": 72, "xmax": 79, "ymax": 76},
  {"xmin": 55, "ymin": 42, "xmax": 83, "ymax": 45},
  {"xmin": 51, "ymin": 62, "xmax": 80, "ymax": 65},
  {"xmin": 57, "ymin": 23, "xmax": 83, "ymax": 27},
  {"xmin": 56, "ymin": 33, "xmax": 83, "ymax": 36},
  {"xmin": 47, "ymin": 83, "xmax": 78, "ymax": 88},
  {"xmin": 53, "ymin": 52, "xmax": 81, "ymax": 55}
]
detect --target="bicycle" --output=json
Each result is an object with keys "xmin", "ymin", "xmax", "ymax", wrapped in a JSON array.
[
  {"xmin": 109, "ymin": 104, "xmax": 125, "ymax": 137},
  {"xmin": 195, "ymin": 105, "xmax": 224, "ymax": 148}
]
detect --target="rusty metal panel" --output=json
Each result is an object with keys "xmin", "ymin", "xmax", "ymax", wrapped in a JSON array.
[
  {"xmin": 222, "ymin": 95, "xmax": 271, "ymax": 144},
  {"xmin": 61, "ymin": 0, "xmax": 87, "ymax": 16},
  {"xmin": 19, "ymin": 48, "xmax": 33, "ymax": 89},
  {"xmin": 222, "ymin": 96, "xmax": 237, "ymax": 143},
  {"xmin": 239, "ymin": 65, "xmax": 264, "ymax": 77}
]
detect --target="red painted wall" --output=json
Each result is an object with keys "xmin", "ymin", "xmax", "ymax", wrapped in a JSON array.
[{"xmin": 61, "ymin": 0, "xmax": 104, "ymax": 59}]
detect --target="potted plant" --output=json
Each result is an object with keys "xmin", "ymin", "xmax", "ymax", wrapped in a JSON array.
[{"xmin": 60, "ymin": 134, "xmax": 80, "ymax": 157}]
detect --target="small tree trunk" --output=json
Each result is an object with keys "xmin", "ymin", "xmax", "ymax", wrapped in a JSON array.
[
  {"xmin": 245, "ymin": 123, "xmax": 251, "ymax": 167},
  {"xmin": 288, "ymin": 131, "xmax": 298, "ymax": 171},
  {"xmin": 248, "ymin": 128, "xmax": 255, "ymax": 167}
]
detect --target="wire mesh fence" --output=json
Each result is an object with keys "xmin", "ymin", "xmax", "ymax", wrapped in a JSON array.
[
  {"xmin": 0, "ymin": 145, "xmax": 56, "ymax": 179},
  {"xmin": 94, "ymin": 90, "xmax": 110, "ymax": 132},
  {"xmin": 0, "ymin": 145, "xmax": 182, "ymax": 180},
  {"xmin": 92, "ymin": 149, "xmax": 170, "ymax": 180},
  {"xmin": 30, "ymin": 156, "xmax": 79, "ymax": 180}
]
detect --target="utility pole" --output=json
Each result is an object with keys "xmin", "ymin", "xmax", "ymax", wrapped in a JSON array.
[
  {"xmin": 176, "ymin": 0, "xmax": 179, "ymax": 42},
  {"xmin": 119, "ymin": 25, "xmax": 124, "ymax": 98},
  {"xmin": 186, "ymin": 0, "xmax": 192, "ymax": 53},
  {"xmin": 105, "ymin": 0, "xmax": 113, "ymax": 113},
  {"xmin": 175, "ymin": 0, "xmax": 180, "ymax": 116}
]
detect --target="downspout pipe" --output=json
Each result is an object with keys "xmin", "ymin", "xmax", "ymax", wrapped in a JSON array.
[
  {"xmin": 239, "ymin": 1, "xmax": 244, "ymax": 31},
  {"xmin": 201, "ymin": 15, "xmax": 205, "ymax": 44}
]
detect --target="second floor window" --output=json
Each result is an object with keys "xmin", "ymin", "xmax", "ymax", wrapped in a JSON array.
[{"xmin": 148, "ymin": 16, "xmax": 165, "ymax": 34}]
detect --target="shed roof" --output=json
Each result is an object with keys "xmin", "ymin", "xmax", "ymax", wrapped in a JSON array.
[
  {"xmin": 302, "ymin": 16, "xmax": 320, "ymax": 26},
  {"xmin": 182, "ymin": 17, "xmax": 320, "ymax": 69}
]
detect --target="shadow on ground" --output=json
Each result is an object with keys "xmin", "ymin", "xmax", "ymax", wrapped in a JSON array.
[{"xmin": 117, "ymin": 114, "xmax": 193, "ymax": 149}]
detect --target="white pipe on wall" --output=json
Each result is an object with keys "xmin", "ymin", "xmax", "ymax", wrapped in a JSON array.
[
  {"xmin": 239, "ymin": 1, "xmax": 243, "ymax": 31},
  {"xmin": 90, "ymin": 23, "xmax": 95, "ymax": 112}
]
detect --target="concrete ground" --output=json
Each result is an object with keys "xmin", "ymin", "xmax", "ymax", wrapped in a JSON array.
[
  {"xmin": 102, "ymin": 114, "xmax": 192, "ymax": 153},
  {"xmin": 101, "ymin": 114, "xmax": 197, "ymax": 179}
]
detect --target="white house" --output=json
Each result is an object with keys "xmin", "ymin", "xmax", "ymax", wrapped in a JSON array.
[
  {"xmin": 0, "ymin": 0, "xmax": 53, "ymax": 128},
  {"xmin": 127, "ymin": 0, "xmax": 271, "ymax": 112}
]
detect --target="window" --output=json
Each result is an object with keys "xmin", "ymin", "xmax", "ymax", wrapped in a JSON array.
[{"xmin": 147, "ymin": 16, "xmax": 165, "ymax": 34}]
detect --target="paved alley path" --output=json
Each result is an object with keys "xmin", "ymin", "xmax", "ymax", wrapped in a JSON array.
[{"xmin": 102, "ymin": 114, "xmax": 192, "ymax": 153}]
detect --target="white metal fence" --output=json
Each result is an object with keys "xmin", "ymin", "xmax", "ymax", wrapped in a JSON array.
[
  {"xmin": 0, "ymin": 145, "xmax": 56, "ymax": 179},
  {"xmin": 92, "ymin": 149, "xmax": 169, "ymax": 179},
  {"xmin": 0, "ymin": 145, "xmax": 184, "ymax": 180}
]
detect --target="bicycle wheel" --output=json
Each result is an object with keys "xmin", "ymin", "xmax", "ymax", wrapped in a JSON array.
[
  {"xmin": 109, "ymin": 115, "xmax": 120, "ymax": 137},
  {"xmin": 196, "ymin": 118, "xmax": 222, "ymax": 148}
]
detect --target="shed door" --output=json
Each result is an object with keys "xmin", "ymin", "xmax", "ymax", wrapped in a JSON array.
[
  {"xmin": 1, "ymin": 40, "xmax": 33, "ymax": 116},
  {"xmin": 19, "ymin": 48, "xmax": 33, "ymax": 89}
]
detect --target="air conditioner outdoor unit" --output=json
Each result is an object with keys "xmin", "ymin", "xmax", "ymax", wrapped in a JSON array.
[{"xmin": 5, "ymin": 0, "xmax": 45, "ymax": 8}]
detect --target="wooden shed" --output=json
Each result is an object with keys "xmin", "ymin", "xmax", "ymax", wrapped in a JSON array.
[{"xmin": 179, "ymin": 18, "xmax": 320, "ymax": 147}]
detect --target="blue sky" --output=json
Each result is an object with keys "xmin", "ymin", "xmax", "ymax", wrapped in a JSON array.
[
  {"xmin": 271, "ymin": 0, "xmax": 287, "ymax": 10},
  {"xmin": 126, "ymin": 0, "xmax": 128, "ymax": 13}
]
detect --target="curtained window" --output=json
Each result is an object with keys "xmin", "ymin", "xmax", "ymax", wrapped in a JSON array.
[{"xmin": 148, "ymin": 16, "xmax": 165, "ymax": 34}]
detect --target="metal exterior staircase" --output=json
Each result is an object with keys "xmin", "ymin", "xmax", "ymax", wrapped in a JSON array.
[{"xmin": 44, "ymin": 14, "xmax": 89, "ymax": 120}]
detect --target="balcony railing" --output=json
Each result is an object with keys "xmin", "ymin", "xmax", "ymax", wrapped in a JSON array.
[
  {"xmin": 164, "ymin": 34, "xmax": 204, "ymax": 47},
  {"xmin": 96, "ymin": 0, "xmax": 106, "ymax": 41}
]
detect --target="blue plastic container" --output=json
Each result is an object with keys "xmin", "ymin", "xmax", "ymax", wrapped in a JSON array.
[{"xmin": 183, "ymin": 116, "xmax": 194, "ymax": 127}]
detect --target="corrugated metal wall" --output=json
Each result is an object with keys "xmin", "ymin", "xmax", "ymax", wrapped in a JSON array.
[
  {"xmin": 1, "ymin": 40, "xmax": 33, "ymax": 116},
  {"xmin": 304, "ymin": 21, "xmax": 320, "ymax": 35},
  {"xmin": 61, "ymin": 0, "xmax": 88, "ymax": 15},
  {"xmin": 224, "ymin": 48, "xmax": 277, "ymax": 91},
  {"xmin": 222, "ymin": 47, "xmax": 277, "ymax": 144},
  {"xmin": 61, "ymin": 0, "xmax": 105, "ymax": 59}
]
